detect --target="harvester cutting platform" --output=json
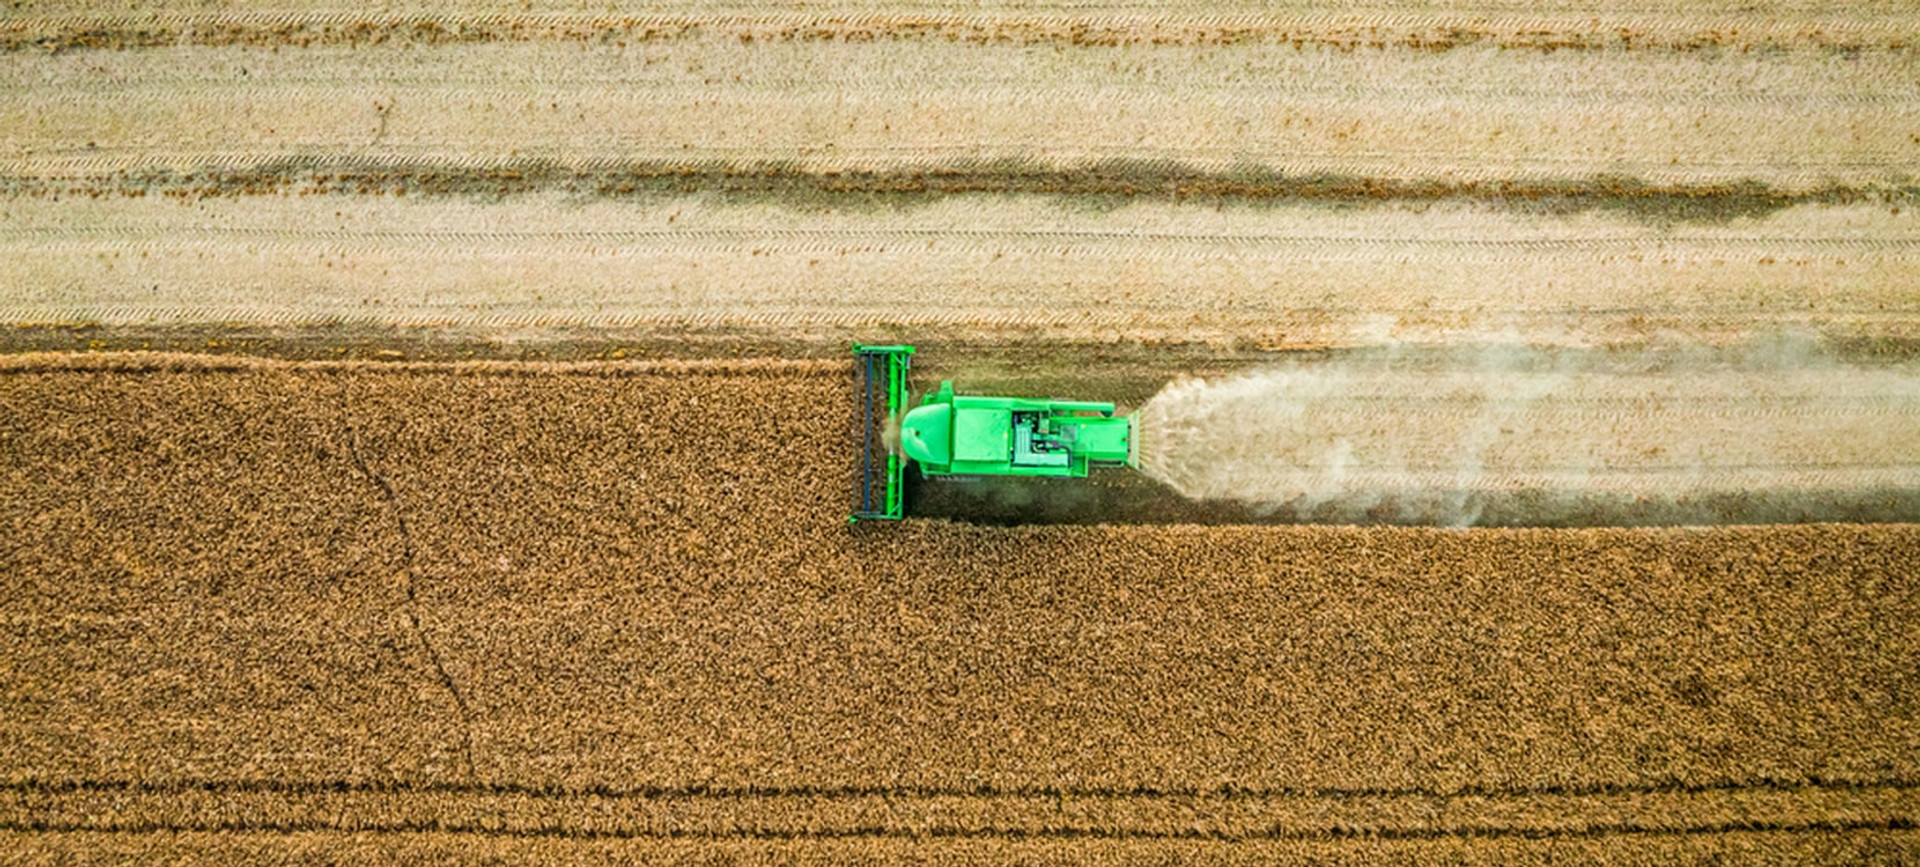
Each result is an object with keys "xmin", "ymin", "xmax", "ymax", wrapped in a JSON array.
[{"xmin": 853, "ymin": 344, "xmax": 1136, "ymax": 520}]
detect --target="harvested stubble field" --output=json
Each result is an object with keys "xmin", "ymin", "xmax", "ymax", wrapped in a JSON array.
[
  {"xmin": 1, "ymin": 354, "xmax": 1917, "ymax": 861},
  {"xmin": 3, "ymin": 0, "xmax": 1919, "ymax": 348}
]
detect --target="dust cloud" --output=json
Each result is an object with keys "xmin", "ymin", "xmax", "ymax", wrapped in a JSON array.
[{"xmin": 1130, "ymin": 340, "xmax": 1920, "ymax": 526}]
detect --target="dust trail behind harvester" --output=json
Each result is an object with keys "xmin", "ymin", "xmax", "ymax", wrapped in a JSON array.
[{"xmin": 1129, "ymin": 344, "xmax": 1920, "ymax": 526}]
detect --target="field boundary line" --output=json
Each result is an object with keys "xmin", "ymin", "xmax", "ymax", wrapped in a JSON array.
[
  {"xmin": 0, "ymin": 351, "xmax": 844, "ymax": 377},
  {"xmin": 7, "ymin": 777, "xmax": 1918, "ymax": 799},
  {"xmin": 0, "ymin": 818, "xmax": 1912, "ymax": 842},
  {"xmin": 2, "ymin": 776, "xmax": 1915, "ymax": 841}
]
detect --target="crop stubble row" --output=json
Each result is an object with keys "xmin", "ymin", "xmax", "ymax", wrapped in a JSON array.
[
  {"xmin": 5, "ymin": 194, "xmax": 1915, "ymax": 349},
  {"xmin": 2, "ymin": 356, "xmax": 1915, "ymax": 859},
  {"xmin": 6, "ymin": 3, "xmax": 1917, "ymax": 184},
  {"xmin": 4, "ymin": 2, "xmax": 1918, "ymax": 348}
]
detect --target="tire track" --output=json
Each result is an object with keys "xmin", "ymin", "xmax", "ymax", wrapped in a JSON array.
[
  {"xmin": 24, "ymin": 77, "xmax": 1915, "ymax": 108},
  {"xmin": 343, "ymin": 417, "xmax": 477, "ymax": 782},
  {"xmin": 7, "ymin": 310, "xmax": 1916, "ymax": 342},
  {"xmin": 10, "ymin": 225, "xmax": 1920, "ymax": 251},
  {"xmin": 6, "ymin": 10, "xmax": 1915, "ymax": 54},
  {"xmin": 10, "ymin": 776, "xmax": 1918, "ymax": 799},
  {"xmin": 3, "ymin": 819, "xmax": 1911, "ymax": 841},
  {"xmin": 3, "ymin": 779, "xmax": 1913, "ymax": 841}
]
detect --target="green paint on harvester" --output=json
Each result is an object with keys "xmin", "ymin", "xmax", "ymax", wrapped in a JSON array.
[
  {"xmin": 852, "ymin": 344, "xmax": 1138, "ymax": 520},
  {"xmin": 852, "ymin": 343, "xmax": 915, "ymax": 521},
  {"xmin": 900, "ymin": 382, "xmax": 1135, "ymax": 479}
]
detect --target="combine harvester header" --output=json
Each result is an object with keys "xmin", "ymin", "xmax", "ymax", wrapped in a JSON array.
[{"xmin": 852, "ymin": 343, "xmax": 1137, "ymax": 521}]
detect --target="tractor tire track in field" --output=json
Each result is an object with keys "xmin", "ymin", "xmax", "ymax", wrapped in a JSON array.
[
  {"xmin": 2, "ymin": 779, "xmax": 1916, "ymax": 841},
  {"xmin": 5, "ymin": 7, "xmax": 1918, "ymax": 54},
  {"xmin": 342, "ymin": 415, "xmax": 477, "ymax": 783},
  {"xmin": 1, "ymin": 829, "xmax": 1913, "ymax": 863},
  {"xmin": 12, "ymin": 224, "xmax": 1920, "ymax": 252},
  {"xmin": 2, "ymin": 819, "xmax": 1912, "ymax": 843}
]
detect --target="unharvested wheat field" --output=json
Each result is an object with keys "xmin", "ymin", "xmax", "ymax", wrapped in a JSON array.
[
  {"xmin": 4, "ymin": 0, "xmax": 1919, "ymax": 861},
  {"xmin": 1, "ymin": 357, "xmax": 1916, "ymax": 861}
]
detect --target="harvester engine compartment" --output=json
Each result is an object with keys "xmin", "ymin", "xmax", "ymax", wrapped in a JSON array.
[{"xmin": 1012, "ymin": 412, "xmax": 1072, "ymax": 469}]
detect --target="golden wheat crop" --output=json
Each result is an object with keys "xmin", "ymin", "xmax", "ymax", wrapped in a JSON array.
[{"xmin": 2, "ymin": 356, "xmax": 1914, "ymax": 860}]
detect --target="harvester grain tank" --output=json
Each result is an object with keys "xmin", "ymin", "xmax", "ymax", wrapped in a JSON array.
[{"xmin": 852, "ymin": 343, "xmax": 1136, "ymax": 520}]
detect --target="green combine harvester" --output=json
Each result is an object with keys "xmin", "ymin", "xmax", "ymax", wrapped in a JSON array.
[{"xmin": 852, "ymin": 344, "xmax": 1136, "ymax": 520}]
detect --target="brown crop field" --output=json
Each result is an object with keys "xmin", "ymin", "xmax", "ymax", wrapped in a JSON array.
[
  {"xmin": 1, "ymin": 355, "xmax": 1917, "ymax": 861},
  {"xmin": 5, "ymin": 0, "xmax": 1920, "ymax": 860}
]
